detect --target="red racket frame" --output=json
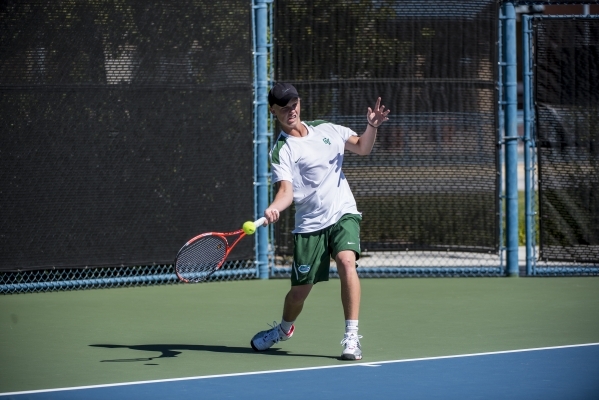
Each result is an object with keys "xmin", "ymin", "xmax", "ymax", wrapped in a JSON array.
[{"xmin": 175, "ymin": 217, "xmax": 266, "ymax": 283}]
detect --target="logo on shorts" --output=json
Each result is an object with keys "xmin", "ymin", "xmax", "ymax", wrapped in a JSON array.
[{"xmin": 297, "ymin": 264, "xmax": 311, "ymax": 274}]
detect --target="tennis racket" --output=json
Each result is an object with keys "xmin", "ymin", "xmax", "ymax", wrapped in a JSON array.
[{"xmin": 175, "ymin": 217, "xmax": 267, "ymax": 283}]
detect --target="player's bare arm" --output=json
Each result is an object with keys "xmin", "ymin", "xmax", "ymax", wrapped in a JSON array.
[
  {"xmin": 264, "ymin": 180, "xmax": 293, "ymax": 224},
  {"xmin": 345, "ymin": 97, "xmax": 390, "ymax": 156}
]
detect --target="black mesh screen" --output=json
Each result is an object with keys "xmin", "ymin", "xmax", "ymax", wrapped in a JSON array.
[
  {"xmin": 0, "ymin": 1, "xmax": 254, "ymax": 271},
  {"xmin": 534, "ymin": 17, "xmax": 599, "ymax": 264},
  {"xmin": 273, "ymin": 0, "xmax": 499, "ymax": 255},
  {"xmin": 536, "ymin": 1, "xmax": 599, "ymax": 3}
]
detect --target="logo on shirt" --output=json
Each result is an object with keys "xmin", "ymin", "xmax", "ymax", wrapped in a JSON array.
[{"xmin": 323, "ymin": 138, "xmax": 331, "ymax": 145}]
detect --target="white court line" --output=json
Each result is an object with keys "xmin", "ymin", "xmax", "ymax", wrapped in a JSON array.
[{"xmin": 2, "ymin": 342, "xmax": 598, "ymax": 397}]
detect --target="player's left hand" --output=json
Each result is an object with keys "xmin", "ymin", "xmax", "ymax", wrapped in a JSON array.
[{"xmin": 367, "ymin": 97, "xmax": 390, "ymax": 128}]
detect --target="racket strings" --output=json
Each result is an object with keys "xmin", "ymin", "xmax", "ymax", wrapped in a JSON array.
[{"xmin": 176, "ymin": 236, "xmax": 228, "ymax": 282}]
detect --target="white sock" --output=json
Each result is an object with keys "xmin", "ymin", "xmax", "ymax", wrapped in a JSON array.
[
  {"xmin": 345, "ymin": 320, "xmax": 359, "ymax": 335},
  {"xmin": 280, "ymin": 318, "xmax": 294, "ymax": 334}
]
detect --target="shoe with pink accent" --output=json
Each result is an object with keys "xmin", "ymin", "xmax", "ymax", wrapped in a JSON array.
[{"xmin": 251, "ymin": 322, "xmax": 294, "ymax": 351}]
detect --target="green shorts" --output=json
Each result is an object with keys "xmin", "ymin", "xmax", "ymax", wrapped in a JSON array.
[{"xmin": 291, "ymin": 213, "xmax": 362, "ymax": 286}]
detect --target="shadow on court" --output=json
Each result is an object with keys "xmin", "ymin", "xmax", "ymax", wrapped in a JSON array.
[{"xmin": 89, "ymin": 344, "xmax": 339, "ymax": 362}]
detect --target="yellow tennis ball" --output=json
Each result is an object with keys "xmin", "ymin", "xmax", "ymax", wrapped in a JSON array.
[{"xmin": 242, "ymin": 221, "xmax": 256, "ymax": 235}]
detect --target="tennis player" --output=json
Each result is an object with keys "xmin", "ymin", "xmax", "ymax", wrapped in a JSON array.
[{"xmin": 250, "ymin": 83, "xmax": 389, "ymax": 360}]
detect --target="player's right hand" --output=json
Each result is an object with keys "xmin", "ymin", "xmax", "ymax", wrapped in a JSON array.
[{"xmin": 264, "ymin": 207, "xmax": 280, "ymax": 224}]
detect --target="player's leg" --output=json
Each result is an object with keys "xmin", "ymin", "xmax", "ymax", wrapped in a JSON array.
[
  {"xmin": 336, "ymin": 250, "xmax": 363, "ymax": 360},
  {"xmin": 282, "ymin": 284, "xmax": 313, "ymax": 323},
  {"xmin": 251, "ymin": 230, "xmax": 328, "ymax": 352},
  {"xmin": 331, "ymin": 214, "xmax": 363, "ymax": 360},
  {"xmin": 336, "ymin": 250, "xmax": 360, "ymax": 321},
  {"xmin": 250, "ymin": 285, "xmax": 312, "ymax": 352}
]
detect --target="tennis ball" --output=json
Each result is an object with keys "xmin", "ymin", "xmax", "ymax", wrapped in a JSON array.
[{"xmin": 242, "ymin": 221, "xmax": 256, "ymax": 235}]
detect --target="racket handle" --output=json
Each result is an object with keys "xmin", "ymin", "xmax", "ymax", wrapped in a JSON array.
[{"xmin": 254, "ymin": 217, "xmax": 267, "ymax": 227}]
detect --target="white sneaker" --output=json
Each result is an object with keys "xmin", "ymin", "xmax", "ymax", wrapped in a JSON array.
[
  {"xmin": 340, "ymin": 333, "xmax": 363, "ymax": 360},
  {"xmin": 251, "ymin": 322, "xmax": 294, "ymax": 351}
]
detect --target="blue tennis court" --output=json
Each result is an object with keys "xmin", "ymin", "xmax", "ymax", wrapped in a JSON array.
[{"xmin": 3, "ymin": 344, "xmax": 598, "ymax": 399}]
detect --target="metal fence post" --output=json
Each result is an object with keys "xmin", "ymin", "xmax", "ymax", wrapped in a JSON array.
[
  {"xmin": 522, "ymin": 15, "xmax": 534, "ymax": 276},
  {"xmin": 502, "ymin": 1, "xmax": 519, "ymax": 277},
  {"xmin": 253, "ymin": 0, "xmax": 271, "ymax": 279}
]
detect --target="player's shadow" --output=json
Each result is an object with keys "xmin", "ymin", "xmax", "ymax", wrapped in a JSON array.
[{"xmin": 90, "ymin": 344, "xmax": 338, "ymax": 362}]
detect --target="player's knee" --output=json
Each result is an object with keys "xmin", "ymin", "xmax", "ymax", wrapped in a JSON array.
[{"xmin": 335, "ymin": 251, "xmax": 357, "ymax": 272}]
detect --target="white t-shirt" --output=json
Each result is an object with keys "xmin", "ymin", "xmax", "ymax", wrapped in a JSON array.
[{"xmin": 270, "ymin": 120, "xmax": 360, "ymax": 233}]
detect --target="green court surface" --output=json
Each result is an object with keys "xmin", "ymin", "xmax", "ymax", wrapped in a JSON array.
[{"xmin": 1, "ymin": 277, "xmax": 598, "ymax": 394}]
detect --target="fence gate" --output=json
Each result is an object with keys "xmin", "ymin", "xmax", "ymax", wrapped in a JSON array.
[
  {"xmin": 270, "ymin": 0, "xmax": 505, "ymax": 278},
  {"xmin": 522, "ymin": 13, "xmax": 599, "ymax": 275}
]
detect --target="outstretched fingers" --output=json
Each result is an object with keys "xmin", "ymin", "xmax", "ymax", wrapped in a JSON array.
[{"xmin": 367, "ymin": 97, "xmax": 390, "ymax": 127}]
